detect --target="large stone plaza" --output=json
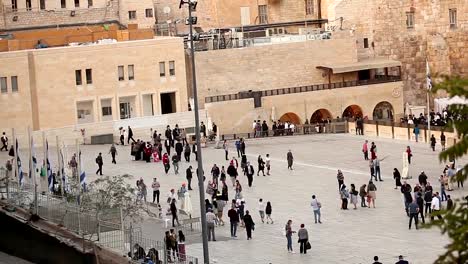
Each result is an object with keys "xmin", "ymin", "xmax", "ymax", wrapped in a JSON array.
[{"xmin": 3, "ymin": 133, "xmax": 464, "ymax": 263}]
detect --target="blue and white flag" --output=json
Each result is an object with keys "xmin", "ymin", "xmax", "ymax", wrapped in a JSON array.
[
  {"xmin": 46, "ymin": 140, "xmax": 54, "ymax": 192},
  {"xmin": 29, "ymin": 136, "xmax": 37, "ymax": 179},
  {"xmin": 16, "ymin": 139, "xmax": 24, "ymax": 186},
  {"xmin": 79, "ymin": 151, "xmax": 87, "ymax": 191},
  {"xmin": 426, "ymin": 59, "xmax": 432, "ymax": 91}
]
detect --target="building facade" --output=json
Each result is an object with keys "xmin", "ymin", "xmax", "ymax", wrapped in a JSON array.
[{"xmin": 0, "ymin": 37, "xmax": 188, "ymax": 131}]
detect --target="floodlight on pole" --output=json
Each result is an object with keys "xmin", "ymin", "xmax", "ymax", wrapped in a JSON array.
[{"xmin": 179, "ymin": 0, "xmax": 209, "ymax": 263}]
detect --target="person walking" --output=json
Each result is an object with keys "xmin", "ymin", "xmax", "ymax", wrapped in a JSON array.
[
  {"xmin": 175, "ymin": 140, "xmax": 183, "ymax": 161},
  {"xmin": 162, "ymin": 153, "xmax": 170, "ymax": 174},
  {"xmin": 170, "ymin": 198, "xmax": 180, "ymax": 227},
  {"xmin": 372, "ymin": 256, "xmax": 383, "ymax": 264},
  {"xmin": 350, "ymin": 184, "xmax": 358, "ymax": 209},
  {"xmin": 367, "ymin": 181, "xmax": 377, "ymax": 208},
  {"xmin": 127, "ymin": 126, "xmax": 135, "ymax": 144},
  {"xmin": 164, "ymin": 139, "xmax": 171, "ymax": 156},
  {"xmin": 223, "ymin": 140, "xmax": 229, "ymax": 161},
  {"xmin": 285, "ymin": 220, "xmax": 296, "ymax": 253},
  {"xmin": 359, "ymin": 184, "xmax": 368, "ymax": 207},
  {"xmin": 265, "ymin": 201, "xmax": 273, "ymax": 224},
  {"xmin": 408, "ymin": 200, "xmax": 419, "ymax": 230},
  {"xmin": 310, "ymin": 195, "xmax": 322, "ymax": 223},
  {"xmin": 406, "ymin": 146, "xmax": 412, "ymax": 164},
  {"xmin": 413, "ymin": 125, "xmax": 420, "ymax": 142},
  {"xmin": 183, "ymin": 143, "xmax": 191, "ymax": 162},
  {"xmin": 431, "ymin": 193, "xmax": 443, "ymax": 221},
  {"xmin": 228, "ymin": 206, "xmax": 239, "ymax": 238},
  {"xmin": 95, "ymin": 153, "xmax": 103, "ymax": 175},
  {"xmin": 439, "ymin": 175, "xmax": 447, "ymax": 201},
  {"xmin": 369, "ymin": 160, "xmax": 375, "ymax": 181},
  {"xmin": 440, "ymin": 132, "xmax": 446, "ymax": 151},
  {"xmin": 416, "ymin": 193, "xmax": 425, "ymax": 224},
  {"xmin": 257, "ymin": 155, "xmax": 265, "ymax": 176},
  {"xmin": 240, "ymin": 138, "xmax": 246, "ymax": 155},
  {"xmin": 340, "ymin": 184, "xmax": 349, "ymax": 210},
  {"xmin": 206, "ymin": 208, "xmax": 216, "ymax": 241},
  {"xmin": 446, "ymin": 195, "xmax": 453, "ymax": 210},
  {"xmin": 1, "ymin": 132, "xmax": 8, "ymax": 151},
  {"xmin": 287, "ymin": 150, "xmax": 294, "ymax": 170},
  {"xmin": 424, "ymin": 187, "xmax": 433, "ymax": 215},
  {"xmin": 374, "ymin": 158, "xmax": 382, "ymax": 181},
  {"xmin": 243, "ymin": 210, "xmax": 255, "ymax": 240},
  {"xmin": 172, "ymin": 154, "xmax": 179, "ymax": 174},
  {"xmin": 430, "ymin": 134, "xmax": 437, "ymax": 151},
  {"xmin": 258, "ymin": 198, "xmax": 265, "ymax": 223},
  {"xmin": 265, "ymin": 154, "xmax": 271, "ymax": 175},
  {"xmin": 362, "ymin": 140, "xmax": 369, "ymax": 160},
  {"xmin": 337, "ymin": 169, "xmax": 344, "ymax": 190},
  {"xmin": 235, "ymin": 140, "xmax": 241, "ymax": 157},
  {"xmin": 227, "ymin": 161, "xmax": 238, "ymax": 188},
  {"xmin": 151, "ymin": 178, "xmax": 161, "ymax": 204},
  {"xmin": 186, "ymin": 166, "xmax": 193, "ymax": 190},
  {"xmin": 109, "ymin": 143, "xmax": 117, "ymax": 164},
  {"xmin": 245, "ymin": 162, "xmax": 255, "ymax": 187},
  {"xmin": 393, "ymin": 168, "xmax": 402, "ymax": 189},
  {"xmin": 297, "ymin": 224, "xmax": 309, "ymax": 254},
  {"xmin": 119, "ymin": 128, "xmax": 125, "ymax": 146}
]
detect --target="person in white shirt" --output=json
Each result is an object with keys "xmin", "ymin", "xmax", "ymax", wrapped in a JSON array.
[
  {"xmin": 151, "ymin": 178, "xmax": 161, "ymax": 204},
  {"xmin": 265, "ymin": 154, "xmax": 271, "ymax": 175},
  {"xmin": 257, "ymin": 198, "xmax": 265, "ymax": 223},
  {"xmin": 311, "ymin": 195, "xmax": 322, "ymax": 224},
  {"xmin": 431, "ymin": 193, "xmax": 443, "ymax": 220},
  {"xmin": 167, "ymin": 189, "xmax": 178, "ymax": 205}
]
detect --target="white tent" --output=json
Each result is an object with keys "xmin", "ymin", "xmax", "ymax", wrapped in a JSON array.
[{"xmin": 434, "ymin": 96, "xmax": 468, "ymax": 113}]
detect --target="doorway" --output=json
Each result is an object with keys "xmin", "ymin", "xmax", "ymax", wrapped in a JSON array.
[
  {"xmin": 120, "ymin": 102, "xmax": 131, "ymax": 119},
  {"xmin": 160, "ymin": 92, "xmax": 176, "ymax": 114}
]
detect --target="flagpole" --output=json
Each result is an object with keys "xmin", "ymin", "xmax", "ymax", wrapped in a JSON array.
[
  {"xmin": 28, "ymin": 127, "xmax": 38, "ymax": 215},
  {"xmin": 12, "ymin": 128, "xmax": 18, "ymax": 187},
  {"xmin": 56, "ymin": 135, "xmax": 64, "ymax": 197},
  {"xmin": 426, "ymin": 58, "xmax": 432, "ymax": 143},
  {"xmin": 76, "ymin": 138, "xmax": 82, "ymax": 235}
]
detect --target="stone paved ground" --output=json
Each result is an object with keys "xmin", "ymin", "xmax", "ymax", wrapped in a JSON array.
[{"xmin": 2, "ymin": 133, "xmax": 467, "ymax": 264}]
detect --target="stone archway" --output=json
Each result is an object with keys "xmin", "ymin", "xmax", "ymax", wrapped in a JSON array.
[
  {"xmin": 342, "ymin": 105, "xmax": 363, "ymax": 119},
  {"xmin": 373, "ymin": 101, "xmax": 394, "ymax": 121},
  {"xmin": 279, "ymin": 112, "xmax": 301, "ymax": 124},
  {"xmin": 310, "ymin": 109, "xmax": 332, "ymax": 123}
]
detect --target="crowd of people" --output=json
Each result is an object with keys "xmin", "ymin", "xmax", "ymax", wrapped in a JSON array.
[{"xmin": 400, "ymin": 108, "xmax": 467, "ymax": 127}]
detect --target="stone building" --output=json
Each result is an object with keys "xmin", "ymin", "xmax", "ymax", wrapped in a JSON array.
[
  {"xmin": 0, "ymin": 37, "xmax": 188, "ymax": 131},
  {"xmin": 327, "ymin": 0, "xmax": 467, "ymax": 106}
]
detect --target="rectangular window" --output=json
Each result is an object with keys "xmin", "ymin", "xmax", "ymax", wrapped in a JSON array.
[
  {"xmin": 61, "ymin": 0, "xmax": 66, "ymax": 8},
  {"xmin": 74, "ymin": 0, "xmax": 79, "ymax": 8},
  {"xmin": 128, "ymin": 65, "xmax": 135, "ymax": 80},
  {"xmin": 305, "ymin": 0, "xmax": 314, "ymax": 15},
  {"xmin": 449, "ymin": 9, "xmax": 457, "ymax": 28},
  {"xmin": 75, "ymin": 70, "xmax": 82, "ymax": 85},
  {"xmin": 406, "ymin": 12, "xmax": 414, "ymax": 29},
  {"xmin": 102, "ymin": 106, "xmax": 112, "ymax": 116},
  {"xmin": 88, "ymin": 0, "xmax": 93, "ymax": 7},
  {"xmin": 26, "ymin": 0, "xmax": 32, "ymax": 11},
  {"xmin": 258, "ymin": 5, "xmax": 268, "ymax": 24},
  {"xmin": 118, "ymin": 65, "xmax": 124, "ymax": 81},
  {"xmin": 159, "ymin": 62, "xmax": 166, "ymax": 77},
  {"xmin": 11, "ymin": 0, "xmax": 17, "ymax": 11},
  {"xmin": 0, "ymin": 77, "xmax": 7, "ymax": 93},
  {"xmin": 129, "ymin": 10, "xmax": 137, "ymax": 20},
  {"xmin": 40, "ymin": 0, "xmax": 45, "ymax": 9},
  {"xmin": 169, "ymin": 61, "xmax": 175, "ymax": 76},
  {"xmin": 11, "ymin": 76, "xmax": 18, "ymax": 92},
  {"xmin": 363, "ymin": 38, "xmax": 369, "ymax": 48},
  {"xmin": 85, "ymin": 69, "xmax": 92, "ymax": 84},
  {"xmin": 145, "ymin": 8, "xmax": 153, "ymax": 17}
]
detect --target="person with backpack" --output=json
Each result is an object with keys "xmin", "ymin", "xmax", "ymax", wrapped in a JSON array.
[
  {"xmin": 0, "ymin": 132, "xmax": 8, "ymax": 151},
  {"xmin": 109, "ymin": 143, "xmax": 117, "ymax": 164},
  {"xmin": 340, "ymin": 184, "xmax": 349, "ymax": 210},
  {"xmin": 95, "ymin": 153, "xmax": 103, "ymax": 175}
]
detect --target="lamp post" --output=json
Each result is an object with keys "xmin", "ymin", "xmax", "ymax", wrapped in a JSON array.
[{"xmin": 179, "ymin": 1, "xmax": 209, "ymax": 263}]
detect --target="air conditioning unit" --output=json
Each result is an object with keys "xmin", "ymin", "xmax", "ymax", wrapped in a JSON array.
[
  {"xmin": 266, "ymin": 27, "xmax": 285, "ymax": 36},
  {"xmin": 299, "ymin": 28, "xmax": 320, "ymax": 35}
]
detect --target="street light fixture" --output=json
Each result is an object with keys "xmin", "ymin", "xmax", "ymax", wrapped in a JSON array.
[{"xmin": 179, "ymin": 0, "xmax": 210, "ymax": 263}]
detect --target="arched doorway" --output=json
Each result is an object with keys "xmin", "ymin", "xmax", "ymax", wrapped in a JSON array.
[
  {"xmin": 310, "ymin": 109, "xmax": 332, "ymax": 123},
  {"xmin": 373, "ymin": 101, "xmax": 394, "ymax": 121},
  {"xmin": 279, "ymin": 112, "xmax": 301, "ymax": 124},
  {"xmin": 342, "ymin": 105, "xmax": 363, "ymax": 119}
]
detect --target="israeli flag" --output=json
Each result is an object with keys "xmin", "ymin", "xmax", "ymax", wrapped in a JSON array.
[
  {"xmin": 16, "ymin": 140, "xmax": 24, "ymax": 186},
  {"xmin": 46, "ymin": 141, "xmax": 54, "ymax": 192},
  {"xmin": 79, "ymin": 151, "xmax": 87, "ymax": 192},
  {"xmin": 29, "ymin": 137, "xmax": 37, "ymax": 179}
]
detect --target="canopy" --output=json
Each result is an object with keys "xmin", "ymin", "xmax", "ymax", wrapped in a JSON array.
[
  {"xmin": 317, "ymin": 58, "xmax": 401, "ymax": 74},
  {"xmin": 434, "ymin": 96, "xmax": 468, "ymax": 113}
]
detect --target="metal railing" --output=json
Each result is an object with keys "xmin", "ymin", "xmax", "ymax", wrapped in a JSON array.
[{"xmin": 205, "ymin": 76, "xmax": 402, "ymax": 103}]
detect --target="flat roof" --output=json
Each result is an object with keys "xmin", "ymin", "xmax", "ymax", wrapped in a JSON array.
[{"xmin": 317, "ymin": 58, "xmax": 401, "ymax": 74}]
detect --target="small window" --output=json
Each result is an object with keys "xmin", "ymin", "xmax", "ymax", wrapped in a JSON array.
[
  {"xmin": 74, "ymin": 0, "xmax": 79, "ymax": 8},
  {"xmin": 258, "ymin": 5, "xmax": 268, "ymax": 24},
  {"xmin": 88, "ymin": 0, "xmax": 93, "ymax": 7},
  {"xmin": 305, "ymin": 0, "xmax": 314, "ymax": 15},
  {"xmin": 145, "ymin": 8, "xmax": 153, "ymax": 17},
  {"xmin": 129, "ymin": 11, "xmax": 137, "ymax": 20},
  {"xmin": 85, "ymin": 69, "xmax": 92, "ymax": 84},
  {"xmin": 61, "ymin": 0, "xmax": 66, "ymax": 8},
  {"xmin": 406, "ymin": 12, "xmax": 414, "ymax": 29},
  {"xmin": 449, "ymin": 9, "xmax": 457, "ymax": 28},
  {"xmin": 39, "ymin": 0, "xmax": 45, "ymax": 10},
  {"xmin": 118, "ymin": 66, "xmax": 124, "ymax": 81},
  {"xmin": 128, "ymin": 65, "xmax": 135, "ymax": 80},
  {"xmin": 11, "ymin": 0, "xmax": 18, "ymax": 11},
  {"xmin": 102, "ymin": 106, "xmax": 112, "ymax": 116},
  {"xmin": 75, "ymin": 70, "xmax": 82, "ymax": 85},
  {"xmin": 159, "ymin": 62, "xmax": 166, "ymax": 77},
  {"xmin": 0, "ymin": 77, "xmax": 7, "ymax": 93},
  {"xmin": 26, "ymin": 0, "xmax": 32, "ymax": 11},
  {"xmin": 11, "ymin": 76, "xmax": 18, "ymax": 92},
  {"xmin": 363, "ymin": 38, "xmax": 369, "ymax": 48},
  {"xmin": 169, "ymin": 61, "xmax": 175, "ymax": 76}
]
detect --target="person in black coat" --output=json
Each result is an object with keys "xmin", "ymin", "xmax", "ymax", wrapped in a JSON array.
[
  {"xmin": 393, "ymin": 168, "xmax": 402, "ymax": 189},
  {"xmin": 127, "ymin": 126, "xmax": 135, "ymax": 144},
  {"xmin": 175, "ymin": 140, "xmax": 183, "ymax": 161},
  {"xmin": 165, "ymin": 126, "xmax": 173, "ymax": 147},
  {"xmin": 243, "ymin": 210, "xmax": 255, "ymax": 240},
  {"xmin": 244, "ymin": 162, "xmax": 255, "ymax": 187},
  {"xmin": 240, "ymin": 139, "xmax": 246, "ymax": 155}
]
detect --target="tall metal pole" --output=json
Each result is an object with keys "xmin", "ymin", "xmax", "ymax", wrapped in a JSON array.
[
  {"xmin": 28, "ymin": 127, "xmax": 38, "ymax": 215},
  {"xmin": 56, "ymin": 136, "xmax": 64, "ymax": 197},
  {"xmin": 12, "ymin": 128, "xmax": 18, "ymax": 186},
  {"xmin": 427, "ymin": 91, "xmax": 431, "ymax": 143},
  {"xmin": 187, "ymin": 2, "xmax": 209, "ymax": 263}
]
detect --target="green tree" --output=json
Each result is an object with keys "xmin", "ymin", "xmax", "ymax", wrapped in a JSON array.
[{"xmin": 426, "ymin": 75, "xmax": 468, "ymax": 264}]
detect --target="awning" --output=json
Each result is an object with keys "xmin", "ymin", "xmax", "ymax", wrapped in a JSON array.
[{"xmin": 317, "ymin": 58, "xmax": 402, "ymax": 74}]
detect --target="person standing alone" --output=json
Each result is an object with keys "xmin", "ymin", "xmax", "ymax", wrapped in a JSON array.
[
  {"xmin": 362, "ymin": 140, "xmax": 368, "ymax": 160},
  {"xmin": 95, "ymin": 153, "xmax": 103, "ymax": 175},
  {"xmin": 287, "ymin": 150, "xmax": 294, "ymax": 170},
  {"xmin": 0, "ymin": 132, "xmax": 8, "ymax": 151},
  {"xmin": 109, "ymin": 143, "xmax": 117, "ymax": 164},
  {"xmin": 223, "ymin": 140, "xmax": 229, "ymax": 160},
  {"xmin": 151, "ymin": 178, "xmax": 160, "ymax": 204},
  {"xmin": 311, "ymin": 195, "xmax": 322, "ymax": 223}
]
